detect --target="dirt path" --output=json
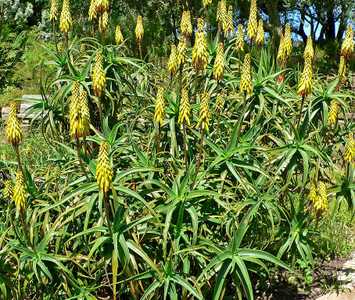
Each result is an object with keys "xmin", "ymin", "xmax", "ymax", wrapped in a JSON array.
[{"xmin": 316, "ymin": 253, "xmax": 355, "ymax": 300}]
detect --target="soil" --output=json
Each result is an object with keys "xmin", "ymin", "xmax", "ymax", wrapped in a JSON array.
[{"xmin": 255, "ymin": 253, "xmax": 355, "ymax": 300}]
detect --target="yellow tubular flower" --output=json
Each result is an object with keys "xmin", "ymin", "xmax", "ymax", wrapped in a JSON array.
[
  {"xmin": 135, "ymin": 15, "xmax": 144, "ymax": 44},
  {"xmin": 304, "ymin": 36, "xmax": 314, "ymax": 60},
  {"xmin": 215, "ymin": 94, "xmax": 225, "ymax": 113},
  {"xmin": 180, "ymin": 10, "xmax": 192, "ymax": 37},
  {"xmin": 154, "ymin": 87, "xmax": 165, "ymax": 126},
  {"xmin": 178, "ymin": 87, "xmax": 191, "ymax": 127},
  {"xmin": 197, "ymin": 92, "xmax": 210, "ymax": 131},
  {"xmin": 202, "ymin": 0, "xmax": 212, "ymax": 8},
  {"xmin": 69, "ymin": 81, "xmax": 80, "ymax": 124},
  {"xmin": 6, "ymin": 102, "xmax": 23, "ymax": 147},
  {"xmin": 69, "ymin": 81, "xmax": 80, "ymax": 139},
  {"xmin": 297, "ymin": 57, "xmax": 313, "ymax": 97},
  {"xmin": 49, "ymin": 0, "xmax": 58, "ymax": 21},
  {"xmin": 247, "ymin": 0, "xmax": 257, "ymax": 40},
  {"xmin": 177, "ymin": 38, "xmax": 187, "ymax": 66},
  {"xmin": 12, "ymin": 170, "xmax": 26, "ymax": 213},
  {"xmin": 3, "ymin": 180, "xmax": 13, "ymax": 199},
  {"xmin": 308, "ymin": 182, "xmax": 318, "ymax": 204},
  {"xmin": 88, "ymin": 0, "xmax": 97, "ymax": 21},
  {"xmin": 77, "ymin": 90, "xmax": 90, "ymax": 138},
  {"xmin": 341, "ymin": 25, "xmax": 354, "ymax": 59},
  {"xmin": 224, "ymin": 5, "xmax": 234, "ymax": 35},
  {"xmin": 192, "ymin": 18, "xmax": 208, "ymax": 71},
  {"xmin": 59, "ymin": 0, "xmax": 72, "ymax": 33},
  {"xmin": 284, "ymin": 24, "xmax": 292, "ymax": 57},
  {"xmin": 277, "ymin": 32, "xmax": 286, "ymax": 67},
  {"xmin": 255, "ymin": 19, "xmax": 264, "ymax": 46},
  {"xmin": 115, "ymin": 25, "xmax": 124, "ymax": 45},
  {"xmin": 96, "ymin": 141, "xmax": 113, "ymax": 194},
  {"xmin": 95, "ymin": 0, "xmax": 109, "ymax": 14},
  {"xmin": 235, "ymin": 24, "xmax": 244, "ymax": 52},
  {"xmin": 99, "ymin": 11, "xmax": 109, "ymax": 33},
  {"xmin": 338, "ymin": 55, "xmax": 347, "ymax": 83},
  {"xmin": 92, "ymin": 51, "xmax": 106, "ymax": 97},
  {"xmin": 344, "ymin": 134, "xmax": 354, "ymax": 164},
  {"xmin": 213, "ymin": 42, "xmax": 224, "ymax": 81},
  {"xmin": 216, "ymin": 0, "xmax": 227, "ymax": 29},
  {"xmin": 328, "ymin": 100, "xmax": 339, "ymax": 126},
  {"xmin": 316, "ymin": 182, "xmax": 328, "ymax": 212},
  {"xmin": 168, "ymin": 44, "xmax": 178, "ymax": 76},
  {"xmin": 240, "ymin": 53, "xmax": 253, "ymax": 95}
]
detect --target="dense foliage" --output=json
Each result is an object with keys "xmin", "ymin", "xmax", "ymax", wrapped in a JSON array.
[{"xmin": 0, "ymin": 0, "xmax": 354, "ymax": 299}]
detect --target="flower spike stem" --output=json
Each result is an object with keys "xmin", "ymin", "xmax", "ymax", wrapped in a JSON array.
[
  {"xmin": 76, "ymin": 138, "xmax": 89, "ymax": 180},
  {"xmin": 156, "ymin": 124, "xmax": 161, "ymax": 153},
  {"xmin": 103, "ymin": 191, "xmax": 113, "ymax": 236},
  {"xmin": 183, "ymin": 123, "xmax": 188, "ymax": 165},
  {"xmin": 297, "ymin": 94, "xmax": 306, "ymax": 129},
  {"xmin": 192, "ymin": 126, "xmax": 205, "ymax": 188},
  {"xmin": 14, "ymin": 145, "xmax": 25, "ymax": 180}
]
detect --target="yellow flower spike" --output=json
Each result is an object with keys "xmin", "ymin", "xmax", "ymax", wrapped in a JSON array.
[
  {"xmin": 69, "ymin": 81, "xmax": 81, "ymax": 139},
  {"xmin": 224, "ymin": 5, "xmax": 234, "ymax": 35},
  {"xmin": 115, "ymin": 25, "xmax": 124, "ymax": 45},
  {"xmin": 168, "ymin": 44, "xmax": 179, "ymax": 76},
  {"xmin": 59, "ymin": 0, "xmax": 72, "ymax": 33},
  {"xmin": 77, "ymin": 90, "xmax": 91, "ymax": 138},
  {"xmin": 99, "ymin": 11, "xmax": 109, "ymax": 33},
  {"xmin": 247, "ymin": 0, "xmax": 257, "ymax": 40},
  {"xmin": 235, "ymin": 24, "xmax": 244, "ymax": 52},
  {"xmin": 197, "ymin": 92, "xmax": 210, "ymax": 131},
  {"xmin": 49, "ymin": 0, "xmax": 58, "ymax": 22},
  {"xmin": 202, "ymin": 0, "xmax": 212, "ymax": 8},
  {"xmin": 284, "ymin": 24, "xmax": 293, "ymax": 57},
  {"xmin": 240, "ymin": 53, "xmax": 253, "ymax": 96},
  {"xmin": 308, "ymin": 182, "xmax": 318, "ymax": 204},
  {"xmin": 341, "ymin": 25, "xmax": 354, "ymax": 59},
  {"xmin": 177, "ymin": 38, "xmax": 187, "ymax": 66},
  {"xmin": 216, "ymin": 0, "xmax": 227, "ymax": 29},
  {"xmin": 135, "ymin": 15, "xmax": 144, "ymax": 44},
  {"xmin": 338, "ymin": 55, "xmax": 347, "ymax": 84},
  {"xmin": 5, "ymin": 102, "xmax": 23, "ymax": 147},
  {"xmin": 304, "ymin": 36, "xmax": 314, "ymax": 61},
  {"xmin": 3, "ymin": 180, "xmax": 13, "ymax": 199},
  {"xmin": 178, "ymin": 87, "xmax": 191, "ymax": 127},
  {"xmin": 277, "ymin": 32, "xmax": 286, "ymax": 66},
  {"xmin": 297, "ymin": 57, "xmax": 313, "ymax": 97},
  {"xmin": 180, "ymin": 10, "xmax": 192, "ymax": 37},
  {"xmin": 95, "ymin": 0, "xmax": 109, "ymax": 14},
  {"xmin": 215, "ymin": 94, "xmax": 225, "ymax": 113},
  {"xmin": 344, "ymin": 134, "xmax": 355, "ymax": 165},
  {"xmin": 12, "ymin": 170, "xmax": 26, "ymax": 213},
  {"xmin": 69, "ymin": 81, "xmax": 80, "ymax": 120},
  {"xmin": 328, "ymin": 100, "xmax": 339, "ymax": 127},
  {"xmin": 88, "ymin": 0, "xmax": 97, "ymax": 21},
  {"xmin": 154, "ymin": 87, "xmax": 165, "ymax": 126},
  {"xmin": 92, "ymin": 51, "xmax": 106, "ymax": 97},
  {"xmin": 317, "ymin": 182, "xmax": 328, "ymax": 212},
  {"xmin": 213, "ymin": 42, "xmax": 225, "ymax": 81},
  {"xmin": 255, "ymin": 19, "xmax": 264, "ymax": 46},
  {"xmin": 192, "ymin": 18, "xmax": 208, "ymax": 71},
  {"xmin": 96, "ymin": 141, "xmax": 113, "ymax": 194}
]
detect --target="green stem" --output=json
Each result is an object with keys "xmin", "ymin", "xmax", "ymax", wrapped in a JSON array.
[
  {"xmin": 297, "ymin": 94, "xmax": 306, "ymax": 129},
  {"xmin": 103, "ymin": 191, "xmax": 113, "ymax": 236},
  {"xmin": 156, "ymin": 123, "xmax": 161, "ymax": 153},
  {"xmin": 76, "ymin": 138, "xmax": 89, "ymax": 180},
  {"xmin": 192, "ymin": 126, "xmax": 205, "ymax": 188},
  {"xmin": 183, "ymin": 123, "xmax": 188, "ymax": 165},
  {"xmin": 14, "ymin": 145, "xmax": 25, "ymax": 180}
]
